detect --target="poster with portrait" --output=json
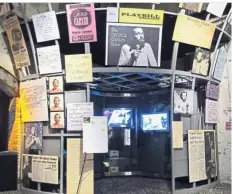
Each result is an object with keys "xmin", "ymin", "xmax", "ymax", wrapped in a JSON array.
[
  {"xmin": 49, "ymin": 94, "xmax": 64, "ymax": 111},
  {"xmin": 50, "ymin": 112, "xmax": 65, "ymax": 129},
  {"xmin": 192, "ymin": 48, "xmax": 210, "ymax": 76},
  {"xmin": 174, "ymin": 88, "xmax": 194, "ymax": 115},
  {"xmin": 205, "ymin": 99, "xmax": 218, "ymax": 124},
  {"xmin": 179, "ymin": 3, "xmax": 203, "ymax": 13},
  {"xmin": 22, "ymin": 154, "xmax": 33, "ymax": 187},
  {"xmin": 20, "ymin": 78, "xmax": 49, "ymax": 122},
  {"xmin": 48, "ymin": 76, "xmax": 64, "ymax": 94},
  {"xmin": 213, "ymin": 46, "xmax": 227, "ymax": 81},
  {"xmin": 206, "ymin": 82, "xmax": 220, "ymax": 100},
  {"xmin": 66, "ymin": 3, "xmax": 97, "ymax": 43},
  {"xmin": 3, "ymin": 15, "xmax": 31, "ymax": 69},
  {"xmin": 25, "ymin": 123, "xmax": 43, "ymax": 153},
  {"xmin": 106, "ymin": 23, "xmax": 162, "ymax": 67}
]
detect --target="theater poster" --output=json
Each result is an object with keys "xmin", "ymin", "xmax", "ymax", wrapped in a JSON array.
[
  {"xmin": 106, "ymin": 23, "xmax": 162, "ymax": 67},
  {"xmin": 66, "ymin": 3, "xmax": 97, "ymax": 43}
]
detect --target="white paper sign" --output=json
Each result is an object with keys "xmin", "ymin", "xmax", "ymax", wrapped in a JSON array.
[
  {"xmin": 213, "ymin": 46, "xmax": 227, "ymax": 81},
  {"xmin": 107, "ymin": 7, "xmax": 119, "ymax": 22},
  {"xmin": 20, "ymin": 78, "xmax": 49, "ymax": 122},
  {"xmin": 67, "ymin": 103, "xmax": 93, "ymax": 131},
  {"xmin": 207, "ymin": 3, "xmax": 227, "ymax": 18},
  {"xmin": 37, "ymin": 45, "xmax": 62, "ymax": 75},
  {"xmin": 83, "ymin": 116, "xmax": 108, "ymax": 153},
  {"xmin": 205, "ymin": 99, "xmax": 218, "ymax": 123},
  {"xmin": 32, "ymin": 11, "xmax": 60, "ymax": 43}
]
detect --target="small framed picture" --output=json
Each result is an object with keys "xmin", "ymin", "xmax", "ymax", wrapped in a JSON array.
[
  {"xmin": 49, "ymin": 76, "xmax": 64, "ymax": 93},
  {"xmin": 49, "ymin": 94, "xmax": 64, "ymax": 111},
  {"xmin": 50, "ymin": 112, "xmax": 65, "ymax": 129}
]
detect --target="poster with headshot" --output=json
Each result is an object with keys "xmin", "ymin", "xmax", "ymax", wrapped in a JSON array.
[
  {"xmin": 49, "ymin": 94, "xmax": 64, "ymax": 111},
  {"xmin": 174, "ymin": 88, "xmax": 194, "ymax": 115},
  {"xmin": 49, "ymin": 76, "xmax": 64, "ymax": 94},
  {"xmin": 179, "ymin": 3, "xmax": 203, "ymax": 13},
  {"xmin": 50, "ymin": 112, "xmax": 64, "ymax": 129},
  {"xmin": 3, "ymin": 15, "xmax": 31, "ymax": 69},
  {"xmin": 22, "ymin": 154, "xmax": 33, "ymax": 188},
  {"xmin": 192, "ymin": 48, "xmax": 210, "ymax": 76},
  {"xmin": 106, "ymin": 23, "xmax": 162, "ymax": 67},
  {"xmin": 25, "ymin": 123, "xmax": 43, "ymax": 153}
]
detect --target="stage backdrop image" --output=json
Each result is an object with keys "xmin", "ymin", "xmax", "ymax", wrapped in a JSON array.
[{"xmin": 106, "ymin": 23, "xmax": 162, "ymax": 67}]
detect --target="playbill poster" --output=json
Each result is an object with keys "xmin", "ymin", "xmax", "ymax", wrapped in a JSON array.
[
  {"xmin": 66, "ymin": 3, "xmax": 97, "ymax": 43},
  {"xmin": 106, "ymin": 23, "xmax": 162, "ymax": 67},
  {"xmin": 188, "ymin": 130, "xmax": 217, "ymax": 182},
  {"xmin": 173, "ymin": 14, "xmax": 216, "ymax": 49},
  {"xmin": 174, "ymin": 88, "xmax": 194, "ymax": 115},
  {"xmin": 20, "ymin": 78, "xmax": 49, "ymax": 122},
  {"xmin": 3, "ymin": 15, "xmax": 31, "ymax": 69},
  {"xmin": 205, "ymin": 99, "xmax": 218, "ymax": 124}
]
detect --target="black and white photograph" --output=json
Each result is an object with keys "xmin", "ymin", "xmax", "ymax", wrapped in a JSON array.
[
  {"xmin": 25, "ymin": 123, "xmax": 43, "ymax": 154},
  {"xmin": 204, "ymin": 131, "xmax": 217, "ymax": 179},
  {"xmin": 174, "ymin": 88, "xmax": 194, "ymax": 115},
  {"xmin": 49, "ymin": 94, "xmax": 64, "ymax": 111},
  {"xmin": 22, "ymin": 154, "xmax": 32, "ymax": 188},
  {"xmin": 49, "ymin": 76, "xmax": 64, "ymax": 94},
  {"xmin": 192, "ymin": 48, "xmax": 210, "ymax": 76},
  {"xmin": 105, "ymin": 23, "xmax": 162, "ymax": 67}
]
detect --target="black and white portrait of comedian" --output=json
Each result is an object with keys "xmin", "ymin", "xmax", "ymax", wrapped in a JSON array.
[{"xmin": 106, "ymin": 23, "xmax": 162, "ymax": 67}]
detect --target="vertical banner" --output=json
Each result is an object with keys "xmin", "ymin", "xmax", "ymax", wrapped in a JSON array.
[
  {"xmin": 66, "ymin": 3, "xmax": 97, "ymax": 43},
  {"xmin": 205, "ymin": 99, "xmax": 218, "ymax": 123},
  {"xmin": 65, "ymin": 53, "xmax": 93, "ymax": 83},
  {"xmin": 3, "ymin": 15, "xmax": 31, "ymax": 69},
  {"xmin": 20, "ymin": 78, "xmax": 49, "ymax": 122}
]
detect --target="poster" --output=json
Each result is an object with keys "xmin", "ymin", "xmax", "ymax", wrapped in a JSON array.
[
  {"xmin": 179, "ymin": 3, "xmax": 203, "ymax": 12},
  {"xmin": 206, "ymin": 82, "xmax": 220, "ymax": 100},
  {"xmin": 106, "ymin": 23, "xmax": 162, "ymax": 67},
  {"xmin": 32, "ymin": 155, "xmax": 59, "ymax": 184},
  {"xmin": 192, "ymin": 48, "xmax": 210, "ymax": 76},
  {"xmin": 188, "ymin": 130, "xmax": 206, "ymax": 183},
  {"xmin": 32, "ymin": 11, "xmax": 60, "ymax": 43},
  {"xmin": 172, "ymin": 14, "xmax": 216, "ymax": 49},
  {"xmin": 67, "ymin": 102, "xmax": 93, "ymax": 131},
  {"xmin": 207, "ymin": 3, "xmax": 227, "ymax": 18},
  {"xmin": 3, "ymin": 15, "xmax": 31, "ymax": 69},
  {"xmin": 25, "ymin": 123, "xmax": 43, "ymax": 153},
  {"xmin": 49, "ymin": 94, "xmax": 64, "ymax": 111},
  {"xmin": 50, "ymin": 112, "xmax": 65, "ymax": 129},
  {"xmin": 37, "ymin": 45, "xmax": 62, "ymax": 75},
  {"xmin": 48, "ymin": 76, "xmax": 64, "ymax": 94},
  {"xmin": 65, "ymin": 53, "xmax": 93, "ymax": 83},
  {"xmin": 107, "ymin": 7, "xmax": 118, "ymax": 22},
  {"xmin": 20, "ymin": 78, "xmax": 49, "ymax": 122},
  {"xmin": 226, "ymin": 122, "xmax": 231, "ymax": 130},
  {"xmin": 83, "ymin": 116, "xmax": 108, "ymax": 153},
  {"xmin": 213, "ymin": 46, "xmax": 227, "ymax": 81},
  {"xmin": 67, "ymin": 139, "xmax": 93, "ymax": 194},
  {"xmin": 66, "ymin": 3, "xmax": 97, "ymax": 43},
  {"xmin": 174, "ymin": 88, "xmax": 194, "ymax": 115},
  {"xmin": 172, "ymin": 121, "xmax": 183, "ymax": 148},
  {"xmin": 119, "ymin": 8, "xmax": 164, "ymax": 25},
  {"xmin": 205, "ymin": 99, "xmax": 218, "ymax": 124}
]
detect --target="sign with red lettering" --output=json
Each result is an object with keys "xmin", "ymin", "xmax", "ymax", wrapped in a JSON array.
[{"xmin": 66, "ymin": 3, "xmax": 97, "ymax": 43}]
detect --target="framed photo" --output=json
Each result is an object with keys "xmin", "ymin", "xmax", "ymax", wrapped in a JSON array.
[
  {"xmin": 192, "ymin": 48, "xmax": 210, "ymax": 76},
  {"xmin": 50, "ymin": 112, "xmax": 65, "ymax": 129},
  {"xmin": 49, "ymin": 94, "xmax": 64, "ymax": 111},
  {"xmin": 49, "ymin": 76, "xmax": 64, "ymax": 94},
  {"xmin": 105, "ymin": 23, "xmax": 162, "ymax": 67}
]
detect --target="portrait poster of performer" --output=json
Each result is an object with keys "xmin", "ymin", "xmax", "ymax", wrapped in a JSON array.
[
  {"xmin": 22, "ymin": 154, "xmax": 32, "ymax": 188},
  {"xmin": 192, "ymin": 48, "xmax": 210, "ymax": 76},
  {"xmin": 49, "ymin": 76, "xmax": 64, "ymax": 93},
  {"xmin": 106, "ymin": 23, "xmax": 162, "ymax": 67},
  {"xmin": 204, "ymin": 131, "xmax": 217, "ymax": 178},
  {"xmin": 49, "ymin": 94, "xmax": 64, "ymax": 111},
  {"xmin": 174, "ymin": 88, "xmax": 194, "ymax": 115},
  {"xmin": 50, "ymin": 112, "xmax": 65, "ymax": 129},
  {"xmin": 25, "ymin": 123, "xmax": 43, "ymax": 154}
]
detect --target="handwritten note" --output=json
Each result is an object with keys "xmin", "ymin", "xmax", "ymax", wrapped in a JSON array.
[
  {"xmin": 67, "ymin": 103, "xmax": 93, "ymax": 131},
  {"xmin": 32, "ymin": 11, "xmax": 60, "ymax": 43},
  {"xmin": 205, "ymin": 99, "xmax": 218, "ymax": 124},
  {"xmin": 20, "ymin": 78, "xmax": 49, "ymax": 122},
  {"xmin": 173, "ymin": 14, "xmax": 216, "ymax": 49},
  {"xmin": 37, "ymin": 45, "xmax": 62, "ymax": 75},
  {"xmin": 206, "ymin": 82, "xmax": 220, "ymax": 100},
  {"xmin": 65, "ymin": 54, "xmax": 93, "ymax": 83}
]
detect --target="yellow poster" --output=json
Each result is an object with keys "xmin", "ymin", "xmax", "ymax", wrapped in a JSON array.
[
  {"xmin": 65, "ymin": 53, "xmax": 93, "ymax": 83},
  {"xmin": 119, "ymin": 8, "xmax": 164, "ymax": 25},
  {"xmin": 179, "ymin": 3, "xmax": 203, "ymax": 13},
  {"xmin": 3, "ymin": 15, "xmax": 31, "ymax": 69},
  {"xmin": 172, "ymin": 14, "xmax": 216, "ymax": 49},
  {"xmin": 172, "ymin": 121, "xmax": 183, "ymax": 148}
]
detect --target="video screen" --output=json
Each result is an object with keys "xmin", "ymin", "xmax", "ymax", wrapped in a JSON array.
[
  {"xmin": 103, "ymin": 108, "xmax": 133, "ymax": 128},
  {"xmin": 141, "ymin": 113, "xmax": 169, "ymax": 132}
]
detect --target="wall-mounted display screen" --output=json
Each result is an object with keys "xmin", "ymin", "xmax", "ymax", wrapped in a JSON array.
[
  {"xmin": 103, "ymin": 108, "xmax": 133, "ymax": 128},
  {"xmin": 141, "ymin": 113, "xmax": 169, "ymax": 132}
]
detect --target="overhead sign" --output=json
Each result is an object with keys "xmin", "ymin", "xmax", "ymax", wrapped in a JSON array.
[{"xmin": 119, "ymin": 8, "xmax": 164, "ymax": 25}]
